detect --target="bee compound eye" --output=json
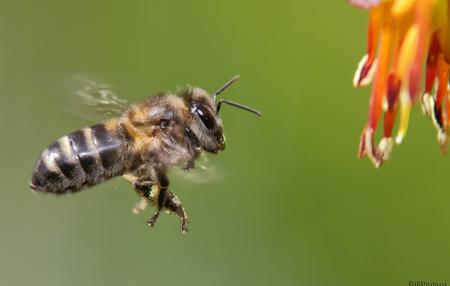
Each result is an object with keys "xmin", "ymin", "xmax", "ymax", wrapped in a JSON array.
[
  {"xmin": 193, "ymin": 105, "xmax": 215, "ymax": 130},
  {"xmin": 159, "ymin": 119, "xmax": 170, "ymax": 129}
]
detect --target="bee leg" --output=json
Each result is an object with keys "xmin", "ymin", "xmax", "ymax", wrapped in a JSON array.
[
  {"xmin": 145, "ymin": 170, "xmax": 188, "ymax": 232},
  {"xmin": 146, "ymin": 186, "xmax": 167, "ymax": 227},
  {"xmin": 131, "ymin": 179, "xmax": 154, "ymax": 214},
  {"xmin": 146, "ymin": 170, "xmax": 169, "ymax": 228},
  {"xmin": 132, "ymin": 198, "xmax": 148, "ymax": 214},
  {"xmin": 133, "ymin": 179, "xmax": 153, "ymax": 198},
  {"xmin": 183, "ymin": 159, "xmax": 195, "ymax": 172},
  {"xmin": 123, "ymin": 173, "xmax": 153, "ymax": 213},
  {"xmin": 163, "ymin": 190, "xmax": 189, "ymax": 233}
]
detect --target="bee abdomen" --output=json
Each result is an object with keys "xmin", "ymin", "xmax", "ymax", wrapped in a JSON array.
[{"xmin": 31, "ymin": 122, "xmax": 128, "ymax": 194}]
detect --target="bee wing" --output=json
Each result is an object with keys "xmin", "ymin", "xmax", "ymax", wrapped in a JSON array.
[
  {"xmin": 171, "ymin": 154, "xmax": 224, "ymax": 184},
  {"xmin": 65, "ymin": 76, "xmax": 130, "ymax": 121}
]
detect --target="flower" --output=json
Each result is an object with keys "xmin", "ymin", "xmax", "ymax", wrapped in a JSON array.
[{"xmin": 350, "ymin": 0, "xmax": 450, "ymax": 167}]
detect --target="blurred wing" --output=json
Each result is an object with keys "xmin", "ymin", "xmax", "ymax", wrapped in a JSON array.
[
  {"xmin": 65, "ymin": 76, "xmax": 130, "ymax": 121},
  {"xmin": 171, "ymin": 154, "xmax": 224, "ymax": 184}
]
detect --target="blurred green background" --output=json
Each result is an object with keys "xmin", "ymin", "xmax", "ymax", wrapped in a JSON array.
[{"xmin": 1, "ymin": 1, "xmax": 449, "ymax": 286}]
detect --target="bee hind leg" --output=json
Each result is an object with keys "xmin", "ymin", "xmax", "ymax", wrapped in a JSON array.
[
  {"xmin": 146, "ymin": 186, "xmax": 188, "ymax": 233},
  {"xmin": 146, "ymin": 185, "xmax": 165, "ymax": 227},
  {"xmin": 126, "ymin": 171, "xmax": 188, "ymax": 233},
  {"xmin": 162, "ymin": 189, "xmax": 189, "ymax": 233}
]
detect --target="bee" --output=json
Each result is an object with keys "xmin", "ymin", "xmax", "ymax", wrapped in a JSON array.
[{"xmin": 30, "ymin": 76, "xmax": 261, "ymax": 233}]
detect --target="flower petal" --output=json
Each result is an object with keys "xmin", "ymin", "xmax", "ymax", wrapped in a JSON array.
[
  {"xmin": 348, "ymin": 0, "xmax": 383, "ymax": 9},
  {"xmin": 408, "ymin": 0, "xmax": 432, "ymax": 101},
  {"xmin": 368, "ymin": 20, "xmax": 394, "ymax": 130},
  {"xmin": 353, "ymin": 8, "xmax": 382, "ymax": 87}
]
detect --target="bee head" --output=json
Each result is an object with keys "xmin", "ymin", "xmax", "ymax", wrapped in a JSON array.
[
  {"xmin": 184, "ymin": 88, "xmax": 225, "ymax": 153},
  {"xmin": 183, "ymin": 75, "xmax": 261, "ymax": 154}
]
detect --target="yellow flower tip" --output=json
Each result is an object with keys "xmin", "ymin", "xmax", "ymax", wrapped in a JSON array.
[
  {"xmin": 396, "ymin": 25, "xmax": 419, "ymax": 79},
  {"xmin": 391, "ymin": 0, "xmax": 415, "ymax": 18},
  {"xmin": 395, "ymin": 89, "xmax": 411, "ymax": 145},
  {"xmin": 378, "ymin": 137, "xmax": 394, "ymax": 161},
  {"xmin": 395, "ymin": 133, "xmax": 404, "ymax": 145},
  {"xmin": 353, "ymin": 55, "xmax": 378, "ymax": 87},
  {"xmin": 382, "ymin": 97, "xmax": 389, "ymax": 112}
]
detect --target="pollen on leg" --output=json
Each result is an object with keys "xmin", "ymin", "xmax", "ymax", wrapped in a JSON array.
[
  {"xmin": 149, "ymin": 184, "xmax": 160, "ymax": 201},
  {"xmin": 132, "ymin": 198, "xmax": 149, "ymax": 214}
]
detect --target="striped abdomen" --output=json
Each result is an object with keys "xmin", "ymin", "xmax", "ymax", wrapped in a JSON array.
[{"xmin": 30, "ymin": 121, "xmax": 137, "ymax": 194}]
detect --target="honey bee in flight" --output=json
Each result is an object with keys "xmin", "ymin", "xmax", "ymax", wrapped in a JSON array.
[{"xmin": 30, "ymin": 76, "xmax": 261, "ymax": 232}]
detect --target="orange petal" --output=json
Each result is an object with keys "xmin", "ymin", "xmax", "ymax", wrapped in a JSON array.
[
  {"xmin": 408, "ymin": 0, "xmax": 432, "ymax": 101},
  {"xmin": 434, "ymin": 55, "xmax": 449, "ymax": 130},
  {"xmin": 384, "ymin": 72, "xmax": 401, "ymax": 138},
  {"xmin": 353, "ymin": 8, "xmax": 382, "ymax": 87},
  {"xmin": 368, "ymin": 19, "xmax": 394, "ymax": 130},
  {"xmin": 425, "ymin": 34, "xmax": 440, "ymax": 94},
  {"xmin": 395, "ymin": 24, "xmax": 419, "ymax": 81},
  {"xmin": 435, "ymin": 0, "xmax": 449, "ymax": 62},
  {"xmin": 391, "ymin": 0, "xmax": 415, "ymax": 18}
]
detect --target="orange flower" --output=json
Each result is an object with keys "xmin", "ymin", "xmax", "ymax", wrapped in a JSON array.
[{"xmin": 351, "ymin": 0, "xmax": 450, "ymax": 167}]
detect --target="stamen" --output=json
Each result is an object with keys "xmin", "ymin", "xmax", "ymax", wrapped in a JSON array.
[
  {"xmin": 364, "ymin": 127, "xmax": 382, "ymax": 168},
  {"xmin": 395, "ymin": 87, "xmax": 411, "ymax": 144},
  {"xmin": 421, "ymin": 92, "xmax": 434, "ymax": 117},
  {"xmin": 396, "ymin": 25, "xmax": 418, "ymax": 80},
  {"xmin": 378, "ymin": 137, "xmax": 394, "ymax": 161},
  {"xmin": 353, "ymin": 55, "xmax": 378, "ymax": 87}
]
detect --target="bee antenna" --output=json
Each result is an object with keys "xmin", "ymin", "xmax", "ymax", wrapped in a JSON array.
[
  {"xmin": 212, "ymin": 75, "xmax": 241, "ymax": 105},
  {"xmin": 217, "ymin": 99, "xmax": 262, "ymax": 117}
]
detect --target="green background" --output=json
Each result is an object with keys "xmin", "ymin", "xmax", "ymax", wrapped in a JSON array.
[{"xmin": 1, "ymin": 1, "xmax": 449, "ymax": 286}]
